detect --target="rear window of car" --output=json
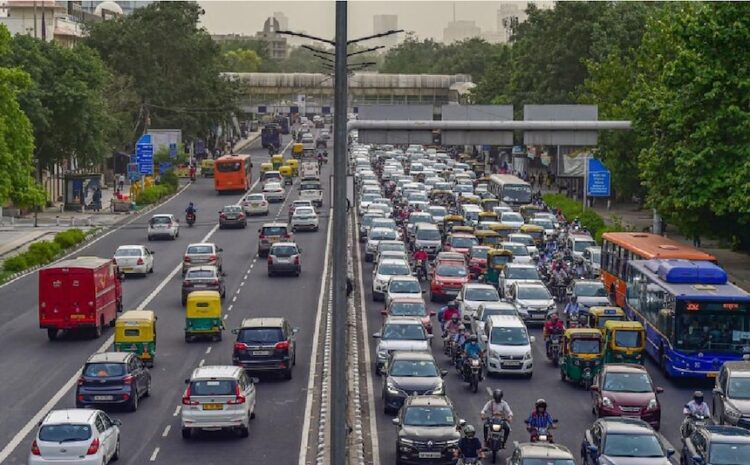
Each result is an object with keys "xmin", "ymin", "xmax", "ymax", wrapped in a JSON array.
[
  {"xmin": 262, "ymin": 226, "xmax": 287, "ymax": 236},
  {"xmin": 150, "ymin": 216, "xmax": 171, "ymax": 225},
  {"xmin": 223, "ymin": 206, "xmax": 242, "ymax": 213},
  {"xmin": 39, "ymin": 424, "xmax": 92, "ymax": 442},
  {"xmin": 187, "ymin": 245, "xmax": 213, "ymax": 254},
  {"xmin": 115, "ymin": 248, "xmax": 142, "ymax": 257},
  {"xmin": 189, "ymin": 379, "xmax": 236, "ymax": 396},
  {"xmin": 237, "ymin": 327, "xmax": 283, "ymax": 344},
  {"xmin": 246, "ymin": 194, "xmax": 264, "ymax": 201},
  {"xmin": 271, "ymin": 246, "xmax": 298, "ymax": 257},
  {"xmin": 84, "ymin": 363, "xmax": 126, "ymax": 377},
  {"xmin": 186, "ymin": 269, "xmax": 216, "ymax": 279}
]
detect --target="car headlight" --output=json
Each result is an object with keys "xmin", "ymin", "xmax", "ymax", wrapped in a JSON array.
[
  {"xmin": 601, "ymin": 397, "xmax": 614, "ymax": 408},
  {"xmin": 725, "ymin": 405, "xmax": 742, "ymax": 419},
  {"xmin": 386, "ymin": 381, "xmax": 400, "ymax": 395},
  {"xmin": 399, "ymin": 438, "xmax": 416, "ymax": 445},
  {"xmin": 646, "ymin": 399, "xmax": 658, "ymax": 411},
  {"xmin": 491, "ymin": 350, "xmax": 502, "ymax": 359},
  {"xmin": 430, "ymin": 383, "xmax": 444, "ymax": 395},
  {"xmin": 377, "ymin": 349, "xmax": 389, "ymax": 359},
  {"xmin": 523, "ymin": 351, "xmax": 532, "ymax": 360}
]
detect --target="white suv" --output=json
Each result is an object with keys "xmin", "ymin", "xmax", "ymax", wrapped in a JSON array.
[
  {"xmin": 181, "ymin": 365, "xmax": 258, "ymax": 439},
  {"xmin": 147, "ymin": 213, "xmax": 179, "ymax": 240},
  {"xmin": 482, "ymin": 315, "xmax": 535, "ymax": 377},
  {"xmin": 30, "ymin": 409, "xmax": 121, "ymax": 465}
]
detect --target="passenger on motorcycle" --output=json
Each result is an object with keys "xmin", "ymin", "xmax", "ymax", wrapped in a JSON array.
[
  {"xmin": 543, "ymin": 313, "xmax": 565, "ymax": 353},
  {"xmin": 443, "ymin": 314, "xmax": 463, "ymax": 341},
  {"xmin": 481, "ymin": 389, "xmax": 512, "ymax": 446},
  {"xmin": 453, "ymin": 425, "xmax": 484, "ymax": 463},
  {"xmin": 439, "ymin": 301, "xmax": 461, "ymax": 333},
  {"xmin": 572, "ymin": 259, "xmax": 586, "ymax": 278},
  {"xmin": 412, "ymin": 249, "xmax": 429, "ymax": 278},
  {"xmin": 526, "ymin": 399, "xmax": 555, "ymax": 442}
]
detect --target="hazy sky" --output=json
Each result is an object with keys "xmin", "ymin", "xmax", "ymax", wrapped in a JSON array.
[{"xmin": 199, "ymin": 1, "xmax": 528, "ymax": 41}]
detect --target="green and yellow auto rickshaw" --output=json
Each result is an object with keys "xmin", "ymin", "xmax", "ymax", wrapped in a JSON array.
[
  {"xmin": 279, "ymin": 165, "xmax": 293, "ymax": 186},
  {"xmin": 185, "ymin": 291, "xmax": 224, "ymax": 343},
  {"xmin": 474, "ymin": 230, "xmax": 502, "ymax": 248},
  {"xmin": 484, "ymin": 248, "xmax": 514, "ymax": 286},
  {"xmin": 286, "ymin": 158, "xmax": 299, "ymax": 176},
  {"xmin": 602, "ymin": 320, "xmax": 646, "ymax": 364},
  {"xmin": 488, "ymin": 223, "xmax": 517, "ymax": 241},
  {"xmin": 559, "ymin": 328, "xmax": 604, "ymax": 389},
  {"xmin": 292, "ymin": 143, "xmax": 304, "ymax": 159},
  {"xmin": 520, "ymin": 204, "xmax": 544, "ymax": 222},
  {"xmin": 271, "ymin": 154, "xmax": 285, "ymax": 170},
  {"xmin": 481, "ymin": 198, "xmax": 500, "ymax": 212},
  {"xmin": 478, "ymin": 211, "xmax": 498, "ymax": 224},
  {"xmin": 520, "ymin": 224, "xmax": 545, "ymax": 246},
  {"xmin": 200, "ymin": 159, "xmax": 214, "ymax": 178},
  {"xmin": 260, "ymin": 162, "xmax": 273, "ymax": 176},
  {"xmin": 442, "ymin": 214, "xmax": 465, "ymax": 235},
  {"xmin": 587, "ymin": 306, "xmax": 627, "ymax": 330},
  {"xmin": 114, "ymin": 310, "xmax": 157, "ymax": 367}
]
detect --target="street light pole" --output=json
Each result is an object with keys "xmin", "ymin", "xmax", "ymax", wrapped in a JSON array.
[{"xmin": 332, "ymin": 2, "xmax": 348, "ymax": 465}]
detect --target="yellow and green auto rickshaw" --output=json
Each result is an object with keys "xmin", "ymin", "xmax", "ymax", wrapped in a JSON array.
[
  {"xmin": 114, "ymin": 310, "xmax": 157, "ymax": 367},
  {"xmin": 200, "ymin": 159, "xmax": 214, "ymax": 178},
  {"xmin": 185, "ymin": 291, "xmax": 224, "ymax": 343},
  {"xmin": 292, "ymin": 143, "xmax": 304, "ymax": 159},
  {"xmin": 271, "ymin": 154, "xmax": 285, "ymax": 170},
  {"xmin": 451, "ymin": 225, "xmax": 475, "ymax": 236},
  {"xmin": 481, "ymin": 198, "xmax": 500, "ymax": 212},
  {"xmin": 559, "ymin": 328, "xmax": 604, "ymax": 389},
  {"xmin": 474, "ymin": 230, "xmax": 502, "ymax": 248},
  {"xmin": 488, "ymin": 223, "xmax": 518, "ymax": 241},
  {"xmin": 260, "ymin": 162, "xmax": 273, "ymax": 176},
  {"xmin": 279, "ymin": 165, "xmax": 293, "ymax": 186},
  {"xmin": 430, "ymin": 189, "xmax": 452, "ymax": 203},
  {"xmin": 478, "ymin": 211, "xmax": 499, "ymax": 224},
  {"xmin": 602, "ymin": 320, "xmax": 646, "ymax": 364},
  {"xmin": 587, "ymin": 306, "xmax": 627, "ymax": 330},
  {"xmin": 471, "ymin": 161, "xmax": 485, "ymax": 176},
  {"xmin": 519, "ymin": 204, "xmax": 544, "ymax": 222},
  {"xmin": 286, "ymin": 158, "xmax": 299, "ymax": 176},
  {"xmin": 484, "ymin": 248, "xmax": 514, "ymax": 286},
  {"xmin": 442, "ymin": 215, "xmax": 465, "ymax": 236},
  {"xmin": 520, "ymin": 224, "xmax": 545, "ymax": 246}
]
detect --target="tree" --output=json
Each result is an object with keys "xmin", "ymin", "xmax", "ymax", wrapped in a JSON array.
[
  {"xmin": 222, "ymin": 49, "xmax": 262, "ymax": 72},
  {"xmin": 380, "ymin": 34, "xmax": 443, "ymax": 74},
  {"xmin": 0, "ymin": 26, "xmax": 45, "ymax": 207},
  {"xmin": 472, "ymin": 44, "xmax": 513, "ymax": 104}
]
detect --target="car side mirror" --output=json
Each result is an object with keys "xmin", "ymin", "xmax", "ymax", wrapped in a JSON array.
[
  {"xmin": 440, "ymin": 370, "xmax": 448, "ymax": 377},
  {"xmin": 231, "ymin": 328, "xmax": 239, "ymax": 334},
  {"xmin": 458, "ymin": 419, "xmax": 466, "ymax": 428},
  {"xmin": 529, "ymin": 336, "xmax": 536, "ymax": 343},
  {"xmin": 692, "ymin": 455, "xmax": 703, "ymax": 464},
  {"xmin": 372, "ymin": 332, "xmax": 381, "ymax": 338},
  {"xmin": 221, "ymin": 272, "xmax": 227, "ymax": 277},
  {"xmin": 667, "ymin": 448, "xmax": 675, "ymax": 458},
  {"xmin": 381, "ymin": 310, "xmax": 388, "ymax": 316},
  {"xmin": 184, "ymin": 378, "xmax": 190, "ymax": 384},
  {"xmin": 429, "ymin": 311, "xmax": 436, "ymax": 317},
  {"xmin": 552, "ymin": 418, "xmax": 559, "ymax": 423},
  {"xmin": 713, "ymin": 387, "xmax": 724, "ymax": 396},
  {"xmin": 218, "ymin": 248, "xmax": 223, "ymax": 252},
  {"xmin": 112, "ymin": 419, "xmax": 122, "ymax": 426},
  {"xmin": 392, "ymin": 418, "xmax": 400, "ymax": 426},
  {"xmin": 293, "ymin": 327, "xmax": 300, "ymax": 334},
  {"xmin": 250, "ymin": 377, "xmax": 260, "ymax": 384},
  {"xmin": 656, "ymin": 387, "xmax": 664, "ymax": 394},
  {"xmin": 258, "ymin": 229, "xmax": 261, "ymax": 232}
]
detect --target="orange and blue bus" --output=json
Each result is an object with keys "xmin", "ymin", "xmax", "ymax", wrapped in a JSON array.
[
  {"xmin": 600, "ymin": 232, "xmax": 716, "ymax": 307},
  {"xmin": 214, "ymin": 154, "xmax": 252, "ymax": 193},
  {"xmin": 625, "ymin": 259, "xmax": 750, "ymax": 378}
]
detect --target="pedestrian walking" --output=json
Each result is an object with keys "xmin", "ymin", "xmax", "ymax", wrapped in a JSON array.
[
  {"xmin": 118, "ymin": 174, "xmax": 125, "ymax": 192},
  {"xmin": 692, "ymin": 233, "xmax": 701, "ymax": 248},
  {"xmin": 92, "ymin": 187, "xmax": 102, "ymax": 212}
]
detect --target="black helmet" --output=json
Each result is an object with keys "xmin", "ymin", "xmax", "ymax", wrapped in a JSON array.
[
  {"xmin": 451, "ymin": 314, "xmax": 460, "ymax": 322},
  {"xmin": 493, "ymin": 389, "xmax": 504, "ymax": 403},
  {"xmin": 535, "ymin": 399, "xmax": 547, "ymax": 410},
  {"xmin": 694, "ymin": 391, "xmax": 704, "ymax": 403},
  {"xmin": 469, "ymin": 334, "xmax": 478, "ymax": 343},
  {"xmin": 448, "ymin": 300, "xmax": 458, "ymax": 309},
  {"xmin": 464, "ymin": 424, "xmax": 476, "ymax": 438}
]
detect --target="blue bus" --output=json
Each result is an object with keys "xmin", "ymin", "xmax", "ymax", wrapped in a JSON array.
[
  {"xmin": 261, "ymin": 124, "xmax": 281, "ymax": 149},
  {"xmin": 274, "ymin": 116, "xmax": 290, "ymax": 135},
  {"xmin": 625, "ymin": 259, "xmax": 750, "ymax": 378}
]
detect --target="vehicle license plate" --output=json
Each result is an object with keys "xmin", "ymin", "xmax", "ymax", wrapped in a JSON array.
[
  {"xmin": 202, "ymin": 403, "xmax": 223, "ymax": 411},
  {"xmin": 251, "ymin": 203, "xmax": 260, "ymax": 207},
  {"xmin": 93, "ymin": 395, "xmax": 114, "ymax": 401},
  {"xmin": 418, "ymin": 452, "xmax": 441, "ymax": 459},
  {"xmin": 532, "ymin": 313, "xmax": 545, "ymax": 319},
  {"xmin": 194, "ymin": 284, "xmax": 207, "ymax": 288},
  {"xmin": 503, "ymin": 362, "xmax": 521, "ymax": 368},
  {"xmin": 122, "ymin": 268, "xmax": 133, "ymax": 272},
  {"xmin": 253, "ymin": 350, "xmax": 273, "ymax": 356},
  {"xmin": 706, "ymin": 372, "xmax": 717, "ymax": 378},
  {"xmin": 70, "ymin": 314, "xmax": 85, "ymax": 320}
]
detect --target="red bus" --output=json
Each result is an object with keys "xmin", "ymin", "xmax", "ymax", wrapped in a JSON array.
[
  {"xmin": 601, "ymin": 232, "xmax": 716, "ymax": 307},
  {"xmin": 214, "ymin": 154, "xmax": 252, "ymax": 193}
]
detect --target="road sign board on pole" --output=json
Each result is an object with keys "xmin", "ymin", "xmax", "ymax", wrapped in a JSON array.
[
  {"xmin": 136, "ymin": 134, "xmax": 153, "ymax": 175},
  {"xmin": 169, "ymin": 143, "xmax": 177, "ymax": 158},
  {"xmin": 586, "ymin": 158, "xmax": 611, "ymax": 197}
]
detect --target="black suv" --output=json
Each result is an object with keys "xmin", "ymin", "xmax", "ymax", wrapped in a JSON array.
[
  {"xmin": 392, "ymin": 395, "xmax": 464, "ymax": 465},
  {"xmin": 682, "ymin": 425, "xmax": 750, "ymax": 465},
  {"xmin": 232, "ymin": 317, "xmax": 299, "ymax": 379},
  {"xmin": 75, "ymin": 352, "xmax": 151, "ymax": 411},
  {"xmin": 181, "ymin": 265, "xmax": 226, "ymax": 305}
]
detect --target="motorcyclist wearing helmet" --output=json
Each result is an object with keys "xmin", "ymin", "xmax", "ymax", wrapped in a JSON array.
[
  {"xmin": 543, "ymin": 313, "xmax": 565, "ymax": 353},
  {"xmin": 563, "ymin": 296, "xmax": 580, "ymax": 325},
  {"xmin": 453, "ymin": 424, "xmax": 484, "ymax": 462},
  {"xmin": 185, "ymin": 202, "xmax": 197, "ymax": 215},
  {"xmin": 526, "ymin": 399, "xmax": 555, "ymax": 441},
  {"xmin": 439, "ymin": 301, "xmax": 461, "ymax": 333},
  {"xmin": 412, "ymin": 248, "xmax": 429, "ymax": 278},
  {"xmin": 683, "ymin": 391, "xmax": 710, "ymax": 417},
  {"xmin": 444, "ymin": 314, "xmax": 463, "ymax": 338},
  {"xmin": 481, "ymin": 389, "xmax": 512, "ymax": 446}
]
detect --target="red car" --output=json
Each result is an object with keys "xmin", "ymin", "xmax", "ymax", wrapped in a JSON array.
[
  {"xmin": 443, "ymin": 233, "xmax": 479, "ymax": 257},
  {"xmin": 381, "ymin": 297, "xmax": 435, "ymax": 334},
  {"xmin": 591, "ymin": 363, "xmax": 663, "ymax": 430},
  {"xmin": 467, "ymin": 246, "xmax": 490, "ymax": 279},
  {"xmin": 430, "ymin": 261, "xmax": 470, "ymax": 302}
]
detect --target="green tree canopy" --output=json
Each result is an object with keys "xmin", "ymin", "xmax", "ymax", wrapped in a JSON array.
[{"xmin": 222, "ymin": 49, "xmax": 262, "ymax": 72}]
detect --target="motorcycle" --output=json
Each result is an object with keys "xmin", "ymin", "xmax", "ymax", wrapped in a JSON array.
[
  {"xmin": 527, "ymin": 420, "xmax": 557, "ymax": 443},
  {"xmin": 456, "ymin": 458, "xmax": 482, "ymax": 465},
  {"xmin": 681, "ymin": 413, "xmax": 713, "ymax": 439},
  {"xmin": 186, "ymin": 212, "xmax": 196, "ymax": 227},
  {"xmin": 547, "ymin": 333, "xmax": 562, "ymax": 366},
  {"xmin": 485, "ymin": 418, "xmax": 509, "ymax": 463},
  {"xmin": 414, "ymin": 260, "xmax": 427, "ymax": 281},
  {"xmin": 462, "ymin": 356, "xmax": 483, "ymax": 393}
]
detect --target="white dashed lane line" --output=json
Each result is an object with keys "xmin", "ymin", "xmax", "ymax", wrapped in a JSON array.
[
  {"xmin": 198, "ymin": 359, "xmax": 205, "ymax": 367},
  {"xmin": 205, "ymin": 346, "xmax": 212, "ymax": 354},
  {"xmin": 162, "ymin": 425, "xmax": 171, "ymax": 438},
  {"xmin": 223, "ymin": 314, "xmax": 228, "ymax": 320},
  {"xmin": 149, "ymin": 447, "xmax": 160, "ymax": 461},
  {"xmin": 173, "ymin": 406, "xmax": 181, "ymax": 417}
]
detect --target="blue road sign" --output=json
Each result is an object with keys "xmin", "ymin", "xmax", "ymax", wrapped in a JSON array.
[
  {"xmin": 512, "ymin": 145, "xmax": 525, "ymax": 156},
  {"xmin": 136, "ymin": 134, "xmax": 153, "ymax": 175},
  {"xmin": 587, "ymin": 158, "xmax": 611, "ymax": 197},
  {"xmin": 159, "ymin": 162, "xmax": 173, "ymax": 172},
  {"xmin": 127, "ymin": 162, "xmax": 140, "ymax": 181},
  {"xmin": 169, "ymin": 143, "xmax": 177, "ymax": 158},
  {"xmin": 257, "ymin": 105, "xmax": 267, "ymax": 114},
  {"xmin": 322, "ymin": 106, "xmax": 331, "ymax": 115}
]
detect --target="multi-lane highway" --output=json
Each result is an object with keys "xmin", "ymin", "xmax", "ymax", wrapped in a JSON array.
[{"xmin": 0, "ymin": 134, "xmax": 331, "ymax": 465}]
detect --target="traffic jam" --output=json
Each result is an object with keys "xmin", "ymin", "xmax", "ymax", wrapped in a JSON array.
[{"xmin": 352, "ymin": 141, "xmax": 750, "ymax": 465}]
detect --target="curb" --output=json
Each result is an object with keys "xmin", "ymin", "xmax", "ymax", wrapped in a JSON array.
[
  {"xmin": 233, "ymin": 133, "xmax": 261, "ymax": 153},
  {"xmin": 0, "ymin": 181, "xmax": 192, "ymax": 288}
]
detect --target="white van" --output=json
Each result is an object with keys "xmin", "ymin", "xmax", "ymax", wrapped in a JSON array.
[{"xmin": 482, "ymin": 315, "xmax": 535, "ymax": 377}]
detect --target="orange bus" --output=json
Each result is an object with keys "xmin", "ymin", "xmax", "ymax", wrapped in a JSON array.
[
  {"xmin": 214, "ymin": 154, "xmax": 252, "ymax": 193},
  {"xmin": 601, "ymin": 232, "xmax": 716, "ymax": 307}
]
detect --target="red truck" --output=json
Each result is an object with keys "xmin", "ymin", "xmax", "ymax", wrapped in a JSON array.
[{"xmin": 39, "ymin": 257, "xmax": 123, "ymax": 340}]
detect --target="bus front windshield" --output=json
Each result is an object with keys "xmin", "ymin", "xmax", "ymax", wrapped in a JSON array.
[
  {"xmin": 675, "ymin": 303, "xmax": 750, "ymax": 352},
  {"xmin": 502, "ymin": 184, "xmax": 531, "ymax": 204}
]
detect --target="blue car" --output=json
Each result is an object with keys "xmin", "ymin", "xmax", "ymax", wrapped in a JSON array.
[
  {"xmin": 581, "ymin": 417, "xmax": 674, "ymax": 465},
  {"xmin": 681, "ymin": 425, "xmax": 750, "ymax": 465},
  {"xmin": 76, "ymin": 352, "xmax": 151, "ymax": 411}
]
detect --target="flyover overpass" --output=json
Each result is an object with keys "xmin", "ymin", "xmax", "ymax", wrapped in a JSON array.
[{"xmin": 224, "ymin": 72, "xmax": 475, "ymax": 113}]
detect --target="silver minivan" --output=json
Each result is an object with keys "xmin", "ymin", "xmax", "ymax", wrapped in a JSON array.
[{"xmin": 413, "ymin": 223, "xmax": 442, "ymax": 257}]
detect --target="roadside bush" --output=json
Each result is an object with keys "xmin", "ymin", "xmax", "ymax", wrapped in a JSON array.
[
  {"xmin": 543, "ymin": 193, "xmax": 614, "ymax": 243},
  {"xmin": 25, "ymin": 241, "xmax": 62, "ymax": 266},
  {"xmin": 3, "ymin": 255, "xmax": 28, "ymax": 273},
  {"xmin": 160, "ymin": 169, "xmax": 179, "ymax": 190},
  {"xmin": 54, "ymin": 229, "xmax": 86, "ymax": 248}
]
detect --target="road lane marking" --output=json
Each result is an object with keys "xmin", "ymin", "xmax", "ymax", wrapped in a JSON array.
[
  {"xmin": 223, "ymin": 314, "xmax": 228, "ymax": 320},
  {"xmin": 240, "ymin": 281, "xmax": 245, "ymax": 287},
  {"xmin": 228, "ymin": 304, "xmax": 233, "ymax": 311},
  {"xmin": 198, "ymin": 359, "xmax": 205, "ymax": 367},
  {"xmin": 162, "ymin": 425, "xmax": 171, "ymax": 437},
  {"xmin": 232, "ymin": 296, "xmax": 237, "ymax": 302},
  {"xmin": 149, "ymin": 447, "xmax": 160, "ymax": 461},
  {"xmin": 0, "ymin": 224, "xmax": 222, "ymax": 464},
  {"xmin": 298, "ymin": 209, "xmax": 334, "ymax": 465},
  {"xmin": 173, "ymin": 406, "xmax": 181, "ymax": 417},
  {"xmin": 205, "ymin": 346, "xmax": 212, "ymax": 354}
]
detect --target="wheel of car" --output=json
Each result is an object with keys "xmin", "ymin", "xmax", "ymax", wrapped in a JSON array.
[
  {"xmin": 560, "ymin": 369, "xmax": 566, "ymax": 381},
  {"xmin": 47, "ymin": 328, "xmax": 59, "ymax": 341},
  {"xmin": 129, "ymin": 389, "xmax": 139, "ymax": 411},
  {"xmin": 93, "ymin": 318, "xmax": 103, "ymax": 338},
  {"xmin": 292, "ymin": 226, "xmax": 297, "ymax": 233},
  {"xmin": 111, "ymin": 438, "xmax": 120, "ymax": 461},
  {"xmin": 147, "ymin": 235, "xmax": 152, "ymax": 241},
  {"xmin": 181, "ymin": 296, "xmax": 187, "ymax": 306},
  {"xmin": 181, "ymin": 428, "xmax": 191, "ymax": 440},
  {"xmin": 237, "ymin": 425, "xmax": 249, "ymax": 438},
  {"xmin": 149, "ymin": 264, "xmax": 154, "ymax": 274},
  {"xmin": 295, "ymin": 270, "xmax": 300, "ymax": 277},
  {"xmin": 580, "ymin": 446, "xmax": 587, "ymax": 464},
  {"xmin": 144, "ymin": 377, "xmax": 151, "ymax": 397},
  {"xmin": 284, "ymin": 366, "xmax": 293, "ymax": 380}
]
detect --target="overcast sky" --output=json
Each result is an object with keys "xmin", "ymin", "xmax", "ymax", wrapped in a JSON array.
[{"xmin": 199, "ymin": 1, "xmax": 530, "ymax": 41}]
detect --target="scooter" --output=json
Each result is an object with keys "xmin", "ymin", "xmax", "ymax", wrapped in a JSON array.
[{"xmin": 186, "ymin": 212, "xmax": 196, "ymax": 227}]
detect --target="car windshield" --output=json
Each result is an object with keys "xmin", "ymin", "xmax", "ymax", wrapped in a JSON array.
[
  {"xmin": 264, "ymin": 183, "xmax": 282, "ymax": 190},
  {"xmin": 531, "ymin": 219, "xmax": 554, "ymax": 229},
  {"xmin": 503, "ymin": 244, "xmax": 529, "ymax": 256},
  {"xmin": 510, "ymin": 235, "xmax": 534, "ymax": 246},
  {"xmin": 382, "ymin": 323, "xmax": 426, "ymax": 340},
  {"xmin": 614, "ymin": 330, "xmax": 643, "ymax": 348},
  {"xmin": 271, "ymin": 246, "xmax": 298, "ymax": 257},
  {"xmin": 300, "ymin": 182, "xmax": 321, "ymax": 190},
  {"xmin": 574, "ymin": 240, "xmax": 597, "ymax": 252},
  {"xmin": 453, "ymin": 185, "xmax": 473, "ymax": 193},
  {"xmin": 115, "ymin": 248, "xmax": 142, "ymax": 257},
  {"xmin": 483, "ymin": 308, "xmax": 516, "ymax": 318},
  {"xmin": 190, "ymin": 379, "xmax": 236, "ymax": 396},
  {"xmin": 506, "ymin": 267, "xmax": 539, "ymax": 280},
  {"xmin": 237, "ymin": 327, "xmax": 282, "ymax": 344},
  {"xmin": 262, "ymin": 226, "xmax": 287, "ymax": 236},
  {"xmin": 436, "ymin": 265, "xmax": 467, "ymax": 277},
  {"xmin": 373, "ymin": 219, "xmax": 396, "ymax": 229},
  {"xmin": 575, "ymin": 283, "xmax": 607, "ymax": 297},
  {"xmin": 294, "ymin": 208, "xmax": 315, "ymax": 216},
  {"xmin": 429, "ymin": 207, "xmax": 447, "ymax": 217},
  {"xmin": 727, "ymin": 377, "xmax": 750, "ymax": 399},
  {"xmin": 490, "ymin": 327, "xmax": 529, "ymax": 346},
  {"xmin": 187, "ymin": 245, "xmax": 213, "ymax": 254},
  {"xmin": 603, "ymin": 372, "xmax": 653, "ymax": 392},
  {"xmin": 451, "ymin": 236, "xmax": 479, "ymax": 249},
  {"xmin": 709, "ymin": 442, "xmax": 750, "ymax": 464},
  {"xmin": 150, "ymin": 216, "xmax": 171, "ymax": 225},
  {"xmin": 84, "ymin": 363, "xmax": 125, "ymax": 377},
  {"xmin": 390, "ymin": 302, "xmax": 427, "ymax": 316},
  {"xmin": 246, "ymin": 194, "xmax": 264, "ymax": 201},
  {"xmin": 380, "ymin": 243, "xmax": 405, "ymax": 253},
  {"xmin": 378, "ymin": 263, "xmax": 410, "ymax": 276},
  {"xmin": 502, "ymin": 213, "xmax": 523, "ymax": 223},
  {"xmin": 371, "ymin": 230, "xmax": 397, "ymax": 240},
  {"xmin": 223, "ymin": 206, "xmax": 242, "ymax": 213},
  {"xmin": 39, "ymin": 424, "xmax": 92, "ymax": 443},
  {"xmin": 603, "ymin": 433, "xmax": 664, "ymax": 457},
  {"xmin": 570, "ymin": 339, "xmax": 602, "ymax": 354},
  {"xmin": 186, "ymin": 269, "xmax": 216, "ymax": 279},
  {"xmin": 523, "ymin": 461, "xmax": 576, "ymax": 465},
  {"xmin": 465, "ymin": 288, "xmax": 500, "ymax": 302},
  {"xmin": 518, "ymin": 286, "xmax": 551, "ymax": 300},
  {"xmin": 389, "ymin": 280, "xmax": 421, "ymax": 293},
  {"xmin": 390, "ymin": 360, "xmax": 438, "ymax": 377},
  {"xmin": 362, "ymin": 215, "xmax": 381, "ymax": 226},
  {"xmin": 403, "ymin": 406, "xmax": 454, "ymax": 427},
  {"xmin": 591, "ymin": 251, "xmax": 601, "ymax": 263},
  {"xmin": 361, "ymin": 194, "xmax": 379, "ymax": 202},
  {"xmin": 408, "ymin": 214, "xmax": 432, "ymax": 224},
  {"xmin": 416, "ymin": 229, "xmax": 441, "ymax": 241},
  {"xmin": 471, "ymin": 248, "xmax": 489, "ymax": 259}
]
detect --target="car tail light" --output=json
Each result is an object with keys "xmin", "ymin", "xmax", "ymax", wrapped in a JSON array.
[
  {"xmin": 209, "ymin": 255, "xmax": 217, "ymax": 262},
  {"xmin": 220, "ymin": 213, "xmax": 226, "ymax": 219},
  {"xmin": 183, "ymin": 281, "xmax": 193, "ymax": 288},
  {"xmin": 86, "ymin": 438, "xmax": 100, "ymax": 455},
  {"xmin": 294, "ymin": 256, "xmax": 300, "ymax": 265},
  {"xmin": 184, "ymin": 256, "xmax": 191, "ymax": 263},
  {"xmin": 282, "ymin": 234, "xmax": 290, "ymax": 239},
  {"xmin": 259, "ymin": 233, "xmax": 266, "ymax": 239},
  {"xmin": 234, "ymin": 342, "xmax": 248, "ymax": 351},
  {"xmin": 239, "ymin": 213, "xmax": 245, "ymax": 219},
  {"xmin": 227, "ymin": 384, "xmax": 246, "ymax": 405},
  {"xmin": 267, "ymin": 256, "xmax": 273, "ymax": 265},
  {"xmin": 77, "ymin": 376, "xmax": 85, "ymax": 386},
  {"xmin": 136, "ymin": 258, "xmax": 144, "ymax": 265},
  {"xmin": 275, "ymin": 341, "xmax": 290, "ymax": 350},
  {"xmin": 122, "ymin": 374, "xmax": 134, "ymax": 385},
  {"xmin": 212, "ymin": 279, "xmax": 219, "ymax": 286},
  {"xmin": 182, "ymin": 386, "xmax": 198, "ymax": 406},
  {"xmin": 31, "ymin": 440, "xmax": 40, "ymax": 456}
]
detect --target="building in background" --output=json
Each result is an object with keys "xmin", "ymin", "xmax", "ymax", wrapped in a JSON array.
[
  {"xmin": 497, "ymin": 2, "xmax": 528, "ymax": 42},
  {"xmin": 272, "ymin": 11, "xmax": 288, "ymax": 31},
  {"xmin": 255, "ymin": 16, "xmax": 287, "ymax": 60},
  {"xmin": 373, "ymin": 13, "xmax": 398, "ymax": 49},
  {"xmin": 80, "ymin": 0, "xmax": 152, "ymax": 16},
  {"xmin": 443, "ymin": 19, "xmax": 481, "ymax": 44}
]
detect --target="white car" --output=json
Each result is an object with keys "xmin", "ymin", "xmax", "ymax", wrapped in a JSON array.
[
  {"xmin": 456, "ymin": 283, "xmax": 501, "ymax": 319},
  {"xmin": 290, "ymin": 206, "xmax": 319, "ymax": 232},
  {"xmin": 500, "ymin": 211, "xmax": 525, "ymax": 228},
  {"xmin": 30, "ymin": 409, "xmax": 121, "ymax": 465},
  {"xmin": 508, "ymin": 233, "xmax": 539, "ymax": 257},
  {"xmin": 508, "ymin": 281, "xmax": 556, "ymax": 324},
  {"xmin": 483, "ymin": 315, "xmax": 534, "ymax": 377},
  {"xmin": 373, "ymin": 316, "xmax": 431, "ymax": 373},
  {"xmin": 241, "ymin": 193, "xmax": 269, "ymax": 216},
  {"xmin": 385, "ymin": 276, "xmax": 423, "ymax": 306},
  {"xmin": 498, "ymin": 263, "xmax": 541, "ymax": 298},
  {"xmin": 365, "ymin": 227, "xmax": 399, "ymax": 262},
  {"xmin": 500, "ymin": 241, "xmax": 533, "ymax": 264},
  {"xmin": 181, "ymin": 366, "xmax": 257, "ymax": 439},
  {"xmin": 371, "ymin": 258, "xmax": 411, "ymax": 301},
  {"xmin": 263, "ymin": 182, "xmax": 285, "ymax": 202},
  {"xmin": 375, "ymin": 240, "xmax": 407, "ymax": 263},
  {"xmin": 471, "ymin": 302, "xmax": 520, "ymax": 336},
  {"xmin": 113, "ymin": 245, "xmax": 154, "ymax": 275},
  {"xmin": 147, "ymin": 213, "xmax": 179, "ymax": 240}
]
